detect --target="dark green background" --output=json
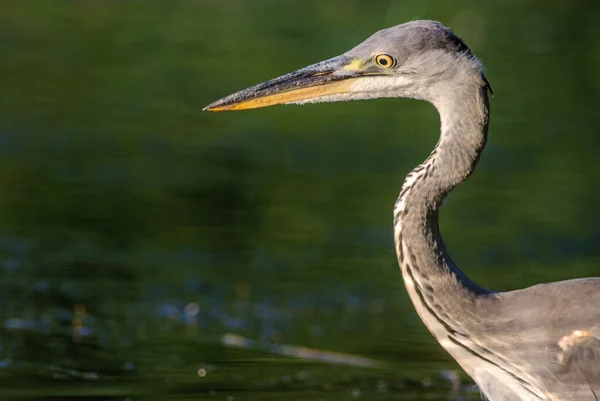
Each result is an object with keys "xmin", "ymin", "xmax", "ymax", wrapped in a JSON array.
[{"xmin": 0, "ymin": 0, "xmax": 599, "ymax": 399}]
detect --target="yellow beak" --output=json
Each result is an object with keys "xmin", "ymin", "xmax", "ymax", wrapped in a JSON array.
[{"xmin": 203, "ymin": 56, "xmax": 362, "ymax": 112}]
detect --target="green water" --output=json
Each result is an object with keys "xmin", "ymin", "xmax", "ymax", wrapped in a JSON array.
[{"xmin": 0, "ymin": 0, "xmax": 599, "ymax": 399}]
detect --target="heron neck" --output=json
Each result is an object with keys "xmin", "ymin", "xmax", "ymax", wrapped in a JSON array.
[{"xmin": 394, "ymin": 82, "xmax": 491, "ymax": 322}]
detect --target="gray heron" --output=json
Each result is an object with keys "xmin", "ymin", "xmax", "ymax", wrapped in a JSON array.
[{"xmin": 204, "ymin": 20, "xmax": 600, "ymax": 400}]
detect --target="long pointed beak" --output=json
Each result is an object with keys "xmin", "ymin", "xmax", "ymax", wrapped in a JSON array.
[{"xmin": 203, "ymin": 56, "xmax": 362, "ymax": 112}]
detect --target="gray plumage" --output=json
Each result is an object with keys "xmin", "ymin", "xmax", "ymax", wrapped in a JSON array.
[{"xmin": 205, "ymin": 20, "xmax": 600, "ymax": 401}]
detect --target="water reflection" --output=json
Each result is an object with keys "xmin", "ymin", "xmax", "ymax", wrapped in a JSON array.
[{"xmin": 0, "ymin": 232, "xmax": 468, "ymax": 399}]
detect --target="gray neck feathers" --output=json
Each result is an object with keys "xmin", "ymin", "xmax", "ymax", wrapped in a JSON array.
[{"xmin": 394, "ymin": 80, "xmax": 491, "ymax": 310}]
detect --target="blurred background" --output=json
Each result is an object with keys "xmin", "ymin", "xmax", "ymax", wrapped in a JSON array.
[{"xmin": 0, "ymin": 0, "xmax": 599, "ymax": 399}]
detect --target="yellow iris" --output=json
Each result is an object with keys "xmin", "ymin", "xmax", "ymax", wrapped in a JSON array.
[{"xmin": 375, "ymin": 54, "xmax": 395, "ymax": 68}]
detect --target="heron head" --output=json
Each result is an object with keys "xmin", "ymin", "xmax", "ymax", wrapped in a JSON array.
[{"xmin": 203, "ymin": 20, "xmax": 491, "ymax": 112}]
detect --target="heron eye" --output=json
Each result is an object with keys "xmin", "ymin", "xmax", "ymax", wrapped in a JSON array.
[{"xmin": 375, "ymin": 54, "xmax": 395, "ymax": 68}]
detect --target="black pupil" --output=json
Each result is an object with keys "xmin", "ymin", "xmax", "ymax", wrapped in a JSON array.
[{"xmin": 379, "ymin": 57, "xmax": 388, "ymax": 65}]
